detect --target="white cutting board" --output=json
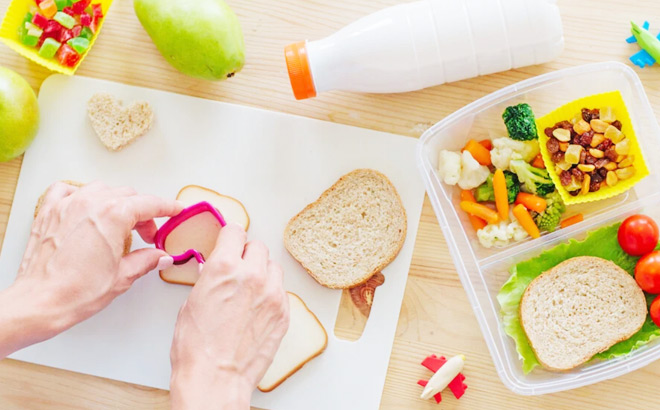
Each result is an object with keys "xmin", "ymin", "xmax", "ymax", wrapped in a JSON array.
[{"xmin": 0, "ymin": 75, "xmax": 424, "ymax": 410}]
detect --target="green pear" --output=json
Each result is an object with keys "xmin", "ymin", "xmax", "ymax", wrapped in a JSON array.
[
  {"xmin": 134, "ymin": 0, "xmax": 245, "ymax": 81},
  {"xmin": 0, "ymin": 67, "xmax": 39, "ymax": 162}
]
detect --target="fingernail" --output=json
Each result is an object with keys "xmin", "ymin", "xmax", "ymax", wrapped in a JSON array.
[
  {"xmin": 197, "ymin": 263, "xmax": 204, "ymax": 274},
  {"xmin": 156, "ymin": 256, "xmax": 174, "ymax": 270}
]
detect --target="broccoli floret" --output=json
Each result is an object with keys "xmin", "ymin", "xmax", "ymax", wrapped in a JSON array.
[
  {"xmin": 502, "ymin": 103, "xmax": 538, "ymax": 141},
  {"xmin": 534, "ymin": 191, "xmax": 566, "ymax": 232},
  {"xmin": 475, "ymin": 171, "xmax": 520, "ymax": 203},
  {"xmin": 509, "ymin": 159, "xmax": 555, "ymax": 196}
]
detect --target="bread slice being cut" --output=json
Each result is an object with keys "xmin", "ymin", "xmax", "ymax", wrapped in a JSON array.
[
  {"xmin": 520, "ymin": 256, "xmax": 647, "ymax": 371},
  {"xmin": 159, "ymin": 185, "xmax": 249, "ymax": 286},
  {"xmin": 258, "ymin": 292, "xmax": 327, "ymax": 392},
  {"xmin": 34, "ymin": 181, "xmax": 132, "ymax": 255},
  {"xmin": 284, "ymin": 169, "xmax": 407, "ymax": 289}
]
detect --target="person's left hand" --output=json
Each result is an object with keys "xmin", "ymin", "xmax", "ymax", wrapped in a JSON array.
[{"xmin": 0, "ymin": 181, "xmax": 182, "ymax": 358}]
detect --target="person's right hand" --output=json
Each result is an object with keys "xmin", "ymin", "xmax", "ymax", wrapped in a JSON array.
[{"xmin": 169, "ymin": 223, "xmax": 289, "ymax": 410}]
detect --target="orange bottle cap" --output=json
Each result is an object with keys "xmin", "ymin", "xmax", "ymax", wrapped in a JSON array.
[{"xmin": 284, "ymin": 41, "xmax": 316, "ymax": 100}]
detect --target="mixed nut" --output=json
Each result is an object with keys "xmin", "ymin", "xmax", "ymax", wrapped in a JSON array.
[{"xmin": 544, "ymin": 107, "xmax": 635, "ymax": 196}]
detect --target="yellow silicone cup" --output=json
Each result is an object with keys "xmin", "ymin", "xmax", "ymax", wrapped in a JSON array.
[
  {"xmin": 0, "ymin": 0, "xmax": 112, "ymax": 75},
  {"xmin": 537, "ymin": 91, "xmax": 649, "ymax": 206}
]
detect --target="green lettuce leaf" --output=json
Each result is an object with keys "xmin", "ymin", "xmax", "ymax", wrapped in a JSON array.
[{"xmin": 497, "ymin": 222, "xmax": 660, "ymax": 373}]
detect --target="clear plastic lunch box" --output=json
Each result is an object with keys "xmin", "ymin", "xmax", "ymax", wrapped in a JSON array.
[{"xmin": 416, "ymin": 62, "xmax": 660, "ymax": 395}]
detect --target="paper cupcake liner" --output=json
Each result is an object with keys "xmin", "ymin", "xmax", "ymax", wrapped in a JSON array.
[
  {"xmin": 0, "ymin": 0, "xmax": 112, "ymax": 75},
  {"xmin": 536, "ymin": 91, "xmax": 649, "ymax": 206}
]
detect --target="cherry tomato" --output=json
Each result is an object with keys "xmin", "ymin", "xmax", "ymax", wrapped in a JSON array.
[
  {"xmin": 651, "ymin": 296, "xmax": 660, "ymax": 328},
  {"xmin": 635, "ymin": 251, "xmax": 660, "ymax": 293},
  {"xmin": 618, "ymin": 215, "xmax": 659, "ymax": 256}
]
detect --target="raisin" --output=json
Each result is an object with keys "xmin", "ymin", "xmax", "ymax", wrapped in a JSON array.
[
  {"xmin": 585, "ymin": 155, "xmax": 598, "ymax": 165},
  {"xmin": 599, "ymin": 168, "xmax": 609, "ymax": 178},
  {"xmin": 592, "ymin": 172, "xmax": 604, "ymax": 184},
  {"xmin": 560, "ymin": 170, "xmax": 573, "ymax": 186},
  {"xmin": 581, "ymin": 108, "xmax": 600, "ymax": 122},
  {"xmin": 557, "ymin": 120, "xmax": 573, "ymax": 129},
  {"xmin": 595, "ymin": 159, "xmax": 609, "ymax": 169},
  {"xmin": 547, "ymin": 137, "xmax": 560, "ymax": 154},
  {"xmin": 605, "ymin": 147, "xmax": 618, "ymax": 161},
  {"xmin": 580, "ymin": 149, "xmax": 587, "ymax": 164},
  {"xmin": 612, "ymin": 120, "xmax": 622, "ymax": 130},
  {"xmin": 579, "ymin": 130, "xmax": 594, "ymax": 147},
  {"xmin": 571, "ymin": 135, "xmax": 581, "ymax": 145},
  {"xmin": 544, "ymin": 127, "xmax": 555, "ymax": 138},
  {"xmin": 569, "ymin": 190, "xmax": 580, "ymax": 196},
  {"xmin": 600, "ymin": 138, "xmax": 613, "ymax": 150},
  {"xmin": 590, "ymin": 181, "xmax": 601, "ymax": 192},
  {"xmin": 552, "ymin": 151, "xmax": 565, "ymax": 163},
  {"xmin": 571, "ymin": 167, "xmax": 584, "ymax": 182}
]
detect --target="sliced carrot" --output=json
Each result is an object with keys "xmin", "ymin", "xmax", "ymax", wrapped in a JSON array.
[
  {"xmin": 514, "ymin": 192, "xmax": 547, "ymax": 213},
  {"xmin": 460, "ymin": 201, "xmax": 499, "ymax": 225},
  {"xmin": 460, "ymin": 190, "xmax": 487, "ymax": 230},
  {"xmin": 493, "ymin": 169, "xmax": 509, "ymax": 221},
  {"xmin": 479, "ymin": 139, "xmax": 493, "ymax": 151},
  {"xmin": 513, "ymin": 204, "xmax": 540, "ymax": 238},
  {"xmin": 463, "ymin": 139, "xmax": 491, "ymax": 166},
  {"xmin": 531, "ymin": 153, "xmax": 545, "ymax": 169},
  {"xmin": 560, "ymin": 213, "xmax": 584, "ymax": 229}
]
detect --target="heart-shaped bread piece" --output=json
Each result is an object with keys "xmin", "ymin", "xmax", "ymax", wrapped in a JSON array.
[{"xmin": 87, "ymin": 93, "xmax": 154, "ymax": 151}]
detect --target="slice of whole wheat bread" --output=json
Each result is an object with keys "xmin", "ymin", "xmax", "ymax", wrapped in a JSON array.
[
  {"xmin": 520, "ymin": 256, "xmax": 646, "ymax": 371},
  {"xmin": 283, "ymin": 169, "xmax": 406, "ymax": 289},
  {"xmin": 34, "ymin": 181, "xmax": 132, "ymax": 255},
  {"xmin": 87, "ymin": 93, "xmax": 153, "ymax": 151}
]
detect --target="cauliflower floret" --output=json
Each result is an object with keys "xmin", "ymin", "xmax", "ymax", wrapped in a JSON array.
[
  {"xmin": 437, "ymin": 150, "xmax": 462, "ymax": 185},
  {"xmin": 458, "ymin": 150, "xmax": 490, "ymax": 189},
  {"xmin": 477, "ymin": 220, "xmax": 529, "ymax": 248},
  {"xmin": 490, "ymin": 137, "xmax": 540, "ymax": 170}
]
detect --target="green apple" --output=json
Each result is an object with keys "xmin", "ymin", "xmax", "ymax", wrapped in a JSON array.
[
  {"xmin": 0, "ymin": 67, "xmax": 39, "ymax": 162},
  {"xmin": 134, "ymin": 0, "xmax": 245, "ymax": 81}
]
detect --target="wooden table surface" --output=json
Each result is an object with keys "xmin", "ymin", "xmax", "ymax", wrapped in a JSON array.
[{"xmin": 1, "ymin": 0, "xmax": 660, "ymax": 408}]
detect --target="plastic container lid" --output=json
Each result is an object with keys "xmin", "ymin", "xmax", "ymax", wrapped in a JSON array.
[{"xmin": 416, "ymin": 62, "xmax": 660, "ymax": 395}]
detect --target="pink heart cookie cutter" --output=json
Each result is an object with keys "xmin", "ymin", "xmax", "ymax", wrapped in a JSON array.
[{"xmin": 154, "ymin": 201, "xmax": 227, "ymax": 265}]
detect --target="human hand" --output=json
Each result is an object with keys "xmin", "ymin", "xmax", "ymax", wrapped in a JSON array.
[
  {"xmin": 170, "ymin": 223, "xmax": 289, "ymax": 410},
  {"xmin": 0, "ymin": 181, "xmax": 182, "ymax": 358}
]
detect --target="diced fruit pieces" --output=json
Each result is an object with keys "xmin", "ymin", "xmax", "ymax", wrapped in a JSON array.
[
  {"xmin": 59, "ymin": 27, "xmax": 74, "ymax": 43},
  {"xmin": 54, "ymin": 0, "xmax": 68, "ymax": 11},
  {"xmin": 72, "ymin": 0, "xmax": 91, "ymax": 14},
  {"xmin": 71, "ymin": 25, "xmax": 82, "ymax": 37},
  {"xmin": 32, "ymin": 13, "xmax": 49, "ymax": 29},
  {"xmin": 56, "ymin": 43, "xmax": 80, "ymax": 67},
  {"xmin": 39, "ymin": 0, "xmax": 58, "ymax": 18},
  {"xmin": 80, "ymin": 12, "xmax": 92, "ymax": 26},
  {"xmin": 21, "ymin": 33, "xmax": 40, "ymax": 47},
  {"xmin": 53, "ymin": 11, "xmax": 76, "ymax": 29},
  {"xmin": 79, "ymin": 25, "xmax": 94, "ymax": 40},
  {"xmin": 68, "ymin": 36, "xmax": 89, "ymax": 54},
  {"xmin": 39, "ymin": 37, "xmax": 61, "ymax": 58},
  {"xmin": 42, "ymin": 19, "xmax": 63, "ymax": 40},
  {"xmin": 62, "ymin": 6, "xmax": 75, "ymax": 15}
]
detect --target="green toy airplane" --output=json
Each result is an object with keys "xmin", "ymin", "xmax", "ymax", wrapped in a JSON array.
[{"xmin": 626, "ymin": 21, "xmax": 660, "ymax": 68}]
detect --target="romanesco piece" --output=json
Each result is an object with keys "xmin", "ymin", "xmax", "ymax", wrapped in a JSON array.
[{"xmin": 534, "ymin": 191, "xmax": 566, "ymax": 232}]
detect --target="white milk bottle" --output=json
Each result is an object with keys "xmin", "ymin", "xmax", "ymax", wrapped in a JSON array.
[{"xmin": 284, "ymin": 0, "xmax": 563, "ymax": 100}]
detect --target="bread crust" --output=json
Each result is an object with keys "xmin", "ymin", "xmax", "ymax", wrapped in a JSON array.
[
  {"xmin": 283, "ymin": 169, "xmax": 407, "ymax": 289},
  {"xmin": 257, "ymin": 292, "xmax": 328, "ymax": 392},
  {"xmin": 519, "ymin": 256, "xmax": 646, "ymax": 371}
]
